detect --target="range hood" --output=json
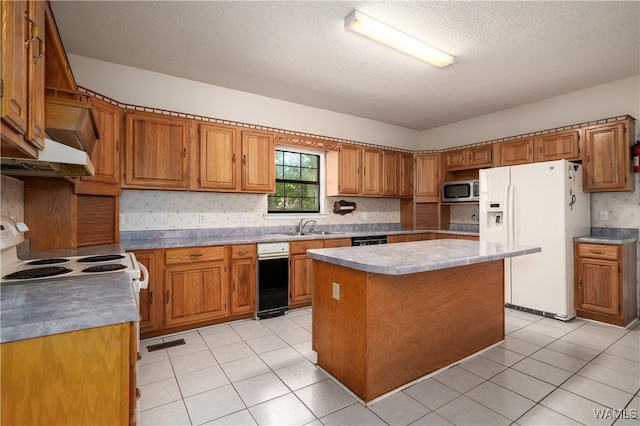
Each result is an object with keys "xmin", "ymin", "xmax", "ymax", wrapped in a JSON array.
[{"xmin": 1, "ymin": 137, "xmax": 94, "ymax": 177}]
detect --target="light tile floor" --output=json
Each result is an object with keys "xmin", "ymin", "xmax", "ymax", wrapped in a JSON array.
[{"xmin": 139, "ymin": 308, "xmax": 640, "ymax": 426}]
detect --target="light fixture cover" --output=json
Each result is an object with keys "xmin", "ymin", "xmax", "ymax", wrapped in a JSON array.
[{"xmin": 344, "ymin": 10, "xmax": 454, "ymax": 68}]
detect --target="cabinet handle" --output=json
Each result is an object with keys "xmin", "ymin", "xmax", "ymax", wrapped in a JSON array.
[
  {"xmin": 115, "ymin": 140, "xmax": 120, "ymax": 152},
  {"xmin": 589, "ymin": 249, "xmax": 606, "ymax": 254},
  {"xmin": 232, "ymin": 153, "xmax": 236, "ymax": 163},
  {"xmin": 236, "ymin": 250, "xmax": 249, "ymax": 255},
  {"xmin": 189, "ymin": 253, "xmax": 204, "ymax": 258},
  {"xmin": 528, "ymin": 146, "xmax": 532, "ymax": 155},
  {"xmin": 586, "ymin": 153, "xmax": 590, "ymax": 163},
  {"xmin": 149, "ymin": 291, "xmax": 153, "ymax": 306},
  {"xmin": 183, "ymin": 148, "xmax": 187, "ymax": 159},
  {"xmin": 578, "ymin": 277, "xmax": 582, "ymax": 289},
  {"xmin": 539, "ymin": 146, "xmax": 543, "ymax": 153},
  {"xmin": 137, "ymin": 352, "xmax": 142, "ymax": 361},
  {"xmin": 24, "ymin": 13, "xmax": 38, "ymax": 47},
  {"xmin": 165, "ymin": 290, "xmax": 170, "ymax": 304},
  {"xmin": 136, "ymin": 388, "xmax": 141, "ymax": 400},
  {"xmin": 33, "ymin": 38, "xmax": 44, "ymax": 63},
  {"xmin": 243, "ymin": 154, "xmax": 247, "ymax": 164},
  {"xmin": 232, "ymin": 281, "xmax": 236, "ymax": 292}
]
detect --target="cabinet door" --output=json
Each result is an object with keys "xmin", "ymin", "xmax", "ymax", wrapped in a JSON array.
[
  {"xmin": 25, "ymin": 0, "xmax": 45, "ymax": 149},
  {"xmin": 338, "ymin": 144, "xmax": 361, "ymax": 195},
  {"xmin": 382, "ymin": 150, "xmax": 400, "ymax": 197},
  {"xmin": 230, "ymin": 245, "xmax": 256, "ymax": 315},
  {"xmin": 577, "ymin": 257, "xmax": 619, "ymax": 317},
  {"xmin": 362, "ymin": 147, "xmax": 383, "ymax": 196},
  {"xmin": 124, "ymin": 112, "xmax": 190, "ymax": 189},
  {"xmin": 500, "ymin": 138, "xmax": 534, "ymax": 166},
  {"xmin": 534, "ymin": 130, "xmax": 580, "ymax": 162},
  {"xmin": 414, "ymin": 154, "xmax": 440, "ymax": 201},
  {"xmin": 290, "ymin": 253, "xmax": 313, "ymax": 305},
  {"xmin": 387, "ymin": 234, "xmax": 408, "ymax": 243},
  {"xmin": 467, "ymin": 145, "xmax": 493, "ymax": 168},
  {"xmin": 81, "ymin": 98, "xmax": 121, "ymax": 185},
  {"xmin": 133, "ymin": 250, "xmax": 162, "ymax": 334},
  {"xmin": 199, "ymin": 124, "xmax": 239, "ymax": 191},
  {"xmin": 583, "ymin": 122, "xmax": 631, "ymax": 191},
  {"xmin": 444, "ymin": 149, "xmax": 466, "ymax": 170},
  {"xmin": 165, "ymin": 261, "xmax": 228, "ymax": 327},
  {"xmin": 399, "ymin": 153, "xmax": 413, "ymax": 198},
  {"xmin": 241, "ymin": 130, "xmax": 274, "ymax": 193}
]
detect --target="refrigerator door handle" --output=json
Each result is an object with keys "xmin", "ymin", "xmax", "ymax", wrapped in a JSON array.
[{"xmin": 506, "ymin": 184, "xmax": 514, "ymax": 245}]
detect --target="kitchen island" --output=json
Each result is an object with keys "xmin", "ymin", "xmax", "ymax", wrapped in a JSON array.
[{"xmin": 307, "ymin": 239, "xmax": 540, "ymax": 404}]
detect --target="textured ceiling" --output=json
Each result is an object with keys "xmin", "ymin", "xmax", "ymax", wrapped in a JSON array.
[{"xmin": 50, "ymin": 1, "xmax": 639, "ymax": 131}]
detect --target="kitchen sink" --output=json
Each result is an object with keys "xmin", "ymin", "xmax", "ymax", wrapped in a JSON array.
[{"xmin": 278, "ymin": 231, "xmax": 341, "ymax": 236}]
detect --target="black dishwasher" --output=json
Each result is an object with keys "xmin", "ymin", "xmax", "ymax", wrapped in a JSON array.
[{"xmin": 256, "ymin": 242, "xmax": 289, "ymax": 319}]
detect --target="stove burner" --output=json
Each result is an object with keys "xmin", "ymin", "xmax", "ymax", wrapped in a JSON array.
[
  {"xmin": 26, "ymin": 258, "xmax": 70, "ymax": 266},
  {"xmin": 78, "ymin": 254, "xmax": 125, "ymax": 263},
  {"xmin": 82, "ymin": 264, "xmax": 127, "ymax": 273},
  {"xmin": 3, "ymin": 267, "xmax": 73, "ymax": 280}
]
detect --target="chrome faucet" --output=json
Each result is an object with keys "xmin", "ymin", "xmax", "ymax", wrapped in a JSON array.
[{"xmin": 298, "ymin": 218, "xmax": 316, "ymax": 234}]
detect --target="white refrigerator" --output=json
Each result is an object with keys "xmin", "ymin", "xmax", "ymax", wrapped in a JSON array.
[{"xmin": 479, "ymin": 159, "xmax": 590, "ymax": 320}]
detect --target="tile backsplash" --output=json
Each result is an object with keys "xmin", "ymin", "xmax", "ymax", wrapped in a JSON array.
[
  {"xmin": 0, "ymin": 176, "xmax": 24, "ymax": 222},
  {"xmin": 119, "ymin": 190, "xmax": 400, "ymax": 231}
]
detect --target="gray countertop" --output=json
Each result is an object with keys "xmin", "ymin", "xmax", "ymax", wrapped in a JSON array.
[
  {"xmin": 0, "ymin": 274, "xmax": 139, "ymax": 343},
  {"xmin": 307, "ymin": 239, "xmax": 541, "ymax": 275},
  {"xmin": 574, "ymin": 235, "xmax": 638, "ymax": 245}
]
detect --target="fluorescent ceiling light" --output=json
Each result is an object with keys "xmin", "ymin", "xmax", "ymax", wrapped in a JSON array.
[{"xmin": 344, "ymin": 10, "xmax": 454, "ymax": 68}]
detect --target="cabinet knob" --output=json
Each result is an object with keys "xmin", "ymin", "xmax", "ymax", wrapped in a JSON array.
[{"xmin": 539, "ymin": 146, "xmax": 543, "ymax": 154}]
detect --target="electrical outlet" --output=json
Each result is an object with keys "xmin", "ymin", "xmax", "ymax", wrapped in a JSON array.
[
  {"xmin": 599, "ymin": 211, "xmax": 609, "ymax": 221},
  {"xmin": 119, "ymin": 214, "xmax": 124, "ymax": 225},
  {"xmin": 332, "ymin": 282, "xmax": 340, "ymax": 300},
  {"xmin": 241, "ymin": 213, "xmax": 247, "ymax": 223},
  {"xmin": 362, "ymin": 212, "xmax": 368, "ymax": 221},
  {"xmin": 199, "ymin": 213, "xmax": 206, "ymax": 223}
]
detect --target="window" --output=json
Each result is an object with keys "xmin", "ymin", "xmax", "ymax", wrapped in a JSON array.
[{"xmin": 268, "ymin": 149, "xmax": 320, "ymax": 213}]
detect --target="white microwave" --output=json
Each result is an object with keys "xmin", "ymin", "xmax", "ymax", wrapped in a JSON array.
[{"xmin": 442, "ymin": 180, "xmax": 480, "ymax": 203}]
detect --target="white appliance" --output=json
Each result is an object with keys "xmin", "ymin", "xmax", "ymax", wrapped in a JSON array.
[{"xmin": 479, "ymin": 160, "xmax": 590, "ymax": 320}]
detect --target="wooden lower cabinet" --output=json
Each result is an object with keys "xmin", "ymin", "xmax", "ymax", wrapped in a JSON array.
[
  {"xmin": 575, "ymin": 242, "xmax": 638, "ymax": 327},
  {"xmin": 132, "ymin": 249, "xmax": 163, "ymax": 334},
  {"xmin": 229, "ymin": 244, "xmax": 256, "ymax": 315},
  {"xmin": 1, "ymin": 323, "xmax": 136, "ymax": 425}
]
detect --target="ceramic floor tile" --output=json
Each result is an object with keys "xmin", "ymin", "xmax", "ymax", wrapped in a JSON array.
[
  {"xmin": 274, "ymin": 360, "xmax": 327, "ymax": 391},
  {"xmin": 540, "ymin": 388, "xmax": 614, "ymax": 425},
  {"xmin": 561, "ymin": 374, "xmax": 635, "ymax": 411},
  {"xmin": 233, "ymin": 372, "xmax": 290, "ymax": 407},
  {"xmin": 201, "ymin": 328, "xmax": 243, "ymax": 349},
  {"xmin": 479, "ymin": 346, "xmax": 525, "ymax": 367},
  {"xmin": 545, "ymin": 339, "xmax": 601, "ymax": 361},
  {"xmin": 287, "ymin": 308, "xmax": 311, "ymax": 318},
  {"xmin": 522, "ymin": 321, "xmax": 575, "ymax": 339},
  {"xmin": 459, "ymin": 354, "xmax": 507, "ymax": 379},
  {"xmin": 204, "ymin": 409, "xmax": 257, "ymax": 425},
  {"xmin": 294, "ymin": 379, "xmax": 356, "ymax": 418},
  {"xmin": 198, "ymin": 323, "xmax": 234, "ymax": 336},
  {"xmin": 577, "ymin": 363, "xmax": 640, "ymax": 394},
  {"xmin": 139, "ymin": 359, "xmax": 175, "ymax": 386},
  {"xmin": 290, "ymin": 313, "xmax": 312, "ymax": 328},
  {"xmin": 171, "ymin": 349, "xmax": 218, "ymax": 376},
  {"xmin": 505, "ymin": 324, "xmax": 519, "ymax": 335},
  {"xmin": 166, "ymin": 330, "xmax": 203, "ymax": 341},
  {"xmin": 616, "ymin": 330, "xmax": 640, "ymax": 349},
  {"xmin": 403, "ymin": 378, "xmax": 461, "ymax": 410},
  {"xmin": 591, "ymin": 352, "xmax": 640, "ymax": 375},
  {"xmin": 291, "ymin": 340, "xmax": 317, "ymax": 362},
  {"xmin": 435, "ymin": 395, "xmax": 510, "ymax": 425},
  {"xmin": 176, "ymin": 365, "xmax": 230, "ymax": 398},
  {"xmin": 529, "ymin": 347, "xmax": 588, "ymax": 372},
  {"xmin": 606, "ymin": 342, "xmax": 640, "ymax": 363},
  {"xmin": 248, "ymin": 393, "xmax": 316, "ymax": 426},
  {"xmin": 505, "ymin": 310, "xmax": 545, "ymax": 322},
  {"xmin": 184, "ymin": 384, "xmax": 246, "ymax": 425},
  {"xmin": 499, "ymin": 336, "xmax": 542, "ymax": 356},
  {"xmin": 368, "ymin": 391, "xmax": 430, "ymax": 426},
  {"xmin": 259, "ymin": 346, "xmax": 306, "ymax": 370},
  {"xmin": 140, "ymin": 349, "xmax": 170, "ymax": 366},
  {"xmin": 516, "ymin": 404, "xmax": 582, "ymax": 426},
  {"xmin": 505, "ymin": 315, "xmax": 536, "ymax": 329},
  {"xmin": 260, "ymin": 316, "xmax": 301, "ymax": 333},
  {"xmin": 139, "ymin": 400, "xmax": 191, "ymax": 426},
  {"xmin": 139, "ymin": 377, "xmax": 183, "ymax": 411},
  {"xmin": 509, "ymin": 329, "xmax": 556, "ymax": 347},
  {"xmin": 561, "ymin": 326, "xmax": 623, "ymax": 352},
  {"xmin": 277, "ymin": 327, "xmax": 312, "ymax": 345},
  {"xmin": 167, "ymin": 337, "xmax": 209, "ymax": 358},
  {"xmin": 433, "ymin": 366, "xmax": 485, "ymax": 393},
  {"xmin": 489, "ymin": 368, "xmax": 556, "ymax": 402},
  {"xmin": 409, "ymin": 412, "xmax": 454, "ymax": 425},
  {"xmin": 211, "ymin": 342, "xmax": 255, "ymax": 364},
  {"xmin": 220, "ymin": 355, "xmax": 271, "ymax": 383},
  {"xmin": 511, "ymin": 358, "xmax": 573, "ymax": 386},
  {"xmin": 245, "ymin": 334, "xmax": 288, "ymax": 354},
  {"xmin": 230, "ymin": 321, "xmax": 274, "ymax": 340},
  {"xmin": 466, "ymin": 381, "xmax": 536, "ymax": 421},
  {"xmin": 321, "ymin": 403, "xmax": 386, "ymax": 425}
]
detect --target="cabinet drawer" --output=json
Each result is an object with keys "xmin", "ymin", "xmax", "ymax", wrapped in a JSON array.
[
  {"xmin": 290, "ymin": 240, "xmax": 324, "ymax": 254},
  {"xmin": 577, "ymin": 243, "xmax": 619, "ymax": 260},
  {"xmin": 323, "ymin": 238, "xmax": 351, "ymax": 248},
  {"xmin": 165, "ymin": 246, "xmax": 225, "ymax": 264},
  {"xmin": 231, "ymin": 244, "xmax": 256, "ymax": 259}
]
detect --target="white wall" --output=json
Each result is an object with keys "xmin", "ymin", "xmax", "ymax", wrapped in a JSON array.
[
  {"xmin": 419, "ymin": 75, "xmax": 640, "ymax": 150},
  {"xmin": 68, "ymin": 55, "xmax": 421, "ymax": 151}
]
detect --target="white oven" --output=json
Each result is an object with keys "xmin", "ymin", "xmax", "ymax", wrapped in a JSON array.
[{"xmin": 0, "ymin": 216, "xmax": 147, "ymax": 424}]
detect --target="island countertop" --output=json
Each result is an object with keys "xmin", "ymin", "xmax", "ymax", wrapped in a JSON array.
[{"xmin": 307, "ymin": 239, "xmax": 541, "ymax": 275}]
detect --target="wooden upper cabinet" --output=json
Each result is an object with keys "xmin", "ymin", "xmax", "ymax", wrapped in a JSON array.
[
  {"xmin": 123, "ymin": 111, "xmax": 190, "ymax": 190},
  {"xmin": 198, "ymin": 123, "xmax": 239, "ymax": 191},
  {"xmin": 79, "ymin": 98, "xmax": 121, "ymax": 186},
  {"xmin": 399, "ymin": 153, "xmax": 413, "ymax": 198},
  {"xmin": 444, "ymin": 149, "xmax": 466, "ymax": 170},
  {"xmin": 414, "ymin": 154, "xmax": 440, "ymax": 201},
  {"xmin": 445, "ymin": 146, "xmax": 492, "ymax": 171},
  {"xmin": 583, "ymin": 120, "xmax": 635, "ymax": 192},
  {"xmin": 1, "ymin": 0, "xmax": 45, "ymax": 158},
  {"xmin": 362, "ymin": 147, "xmax": 383, "ymax": 196},
  {"xmin": 337, "ymin": 144, "xmax": 361, "ymax": 195},
  {"xmin": 383, "ymin": 150, "xmax": 400, "ymax": 197},
  {"xmin": 499, "ymin": 138, "xmax": 534, "ymax": 166},
  {"xmin": 534, "ymin": 129, "xmax": 580, "ymax": 162},
  {"xmin": 240, "ymin": 130, "xmax": 275, "ymax": 193}
]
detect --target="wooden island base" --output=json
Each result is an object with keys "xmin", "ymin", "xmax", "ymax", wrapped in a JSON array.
[{"xmin": 312, "ymin": 259, "xmax": 505, "ymax": 403}]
